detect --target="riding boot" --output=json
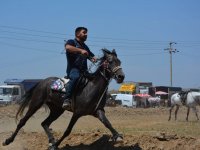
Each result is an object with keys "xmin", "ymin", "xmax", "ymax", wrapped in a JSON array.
[
  {"xmin": 62, "ymin": 68, "xmax": 80, "ymax": 110},
  {"xmin": 62, "ymin": 97, "xmax": 71, "ymax": 109}
]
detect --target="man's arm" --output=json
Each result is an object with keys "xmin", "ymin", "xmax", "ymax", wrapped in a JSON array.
[{"xmin": 66, "ymin": 44, "xmax": 89, "ymax": 56}]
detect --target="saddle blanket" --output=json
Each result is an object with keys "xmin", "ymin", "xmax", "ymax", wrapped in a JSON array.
[{"xmin": 50, "ymin": 78, "xmax": 69, "ymax": 92}]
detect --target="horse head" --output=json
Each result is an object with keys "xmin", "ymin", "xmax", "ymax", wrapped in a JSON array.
[{"xmin": 100, "ymin": 48, "xmax": 125, "ymax": 83}]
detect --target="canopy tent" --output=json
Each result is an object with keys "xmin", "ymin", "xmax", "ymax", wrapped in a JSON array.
[
  {"xmin": 134, "ymin": 93, "xmax": 151, "ymax": 98},
  {"xmin": 155, "ymin": 91, "xmax": 168, "ymax": 95}
]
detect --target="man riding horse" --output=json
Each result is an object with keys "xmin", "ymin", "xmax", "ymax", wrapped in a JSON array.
[
  {"xmin": 63, "ymin": 27, "xmax": 97, "ymax": 109},
  {"xmin": 2, "ymin": 27, "xmax": 125, "ymax": 149}
]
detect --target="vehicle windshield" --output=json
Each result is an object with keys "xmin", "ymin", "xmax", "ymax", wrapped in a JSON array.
[
  {"xmin": 0, "ymin": 88, "xmax": 13, "ymax": 95},
  {"xmin": 111, "ymin": 94, "xmax": 117, "ymax": 100}
]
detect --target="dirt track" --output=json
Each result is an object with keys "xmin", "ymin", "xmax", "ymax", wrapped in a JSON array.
[{"xmin": 1, "ymin": 105, "xmax": 200, "ymax": 150}]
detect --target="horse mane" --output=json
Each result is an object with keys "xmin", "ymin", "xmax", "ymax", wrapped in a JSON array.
[{"xmin": 98, "ymin": 48, "xmax": 115, "ymax": 64}]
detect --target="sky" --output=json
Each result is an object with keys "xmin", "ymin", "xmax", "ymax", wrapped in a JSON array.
[{"xmin": 0, "ymin": 0, "xmax": 200, "ymax": 90}]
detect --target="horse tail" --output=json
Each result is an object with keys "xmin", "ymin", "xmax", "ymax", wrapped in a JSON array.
[{"xmin": 16, "ymin": 83, "xmax": 39, "ymax": 120}]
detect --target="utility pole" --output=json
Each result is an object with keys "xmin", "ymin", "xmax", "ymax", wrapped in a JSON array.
[{"xmin": 164, "ymin": 42, "xmax": 178, "ymax": 87}]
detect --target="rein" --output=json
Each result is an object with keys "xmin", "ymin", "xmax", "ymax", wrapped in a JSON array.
[
  {"xmin": 94, "ymin": 65, "xmax": 121, "ymax": 112},
  {"xmin": 88, "ymin": 58, "xmax": 121, "ymax": 111},
  {"xmin": 88, "ymin": 57, "xmax": 121, "ymax": 82}
]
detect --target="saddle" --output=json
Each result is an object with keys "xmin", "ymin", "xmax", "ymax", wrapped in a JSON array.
[
  {"xmin": 50, "ymin": 73, "xmax": 94, "ymax": 93},
  {"xmin": 179, "ymin": 91, "xmax": 188, "ymax": 105},
  {"xmin": 50, "ymin": 77, "xmax": 69, "ymax": 93}
]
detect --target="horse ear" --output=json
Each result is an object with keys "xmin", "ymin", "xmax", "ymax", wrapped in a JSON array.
[
  {"xmin": 102, "ymin": 48, "xmax": 111, "ymax": 55},
  {"xmin": 112, "ymin": 49, "xmax": 117, "ymax": 57}
]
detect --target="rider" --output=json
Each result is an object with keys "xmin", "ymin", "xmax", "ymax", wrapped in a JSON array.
[{"xmin": 62, "ymin": 27, "xmax": 97, "ymax": 109}]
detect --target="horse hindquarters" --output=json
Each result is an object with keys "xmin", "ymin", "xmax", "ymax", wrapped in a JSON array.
[{"xmin": 3, "ymin": 97, "xmax": 44, "ymax": 146}]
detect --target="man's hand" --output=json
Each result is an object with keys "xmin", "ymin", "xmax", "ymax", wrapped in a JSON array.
[
  {"xmin": 91, "ymin": 56, "xmax": 97, "ymax": 63},
  {"xmin": 80, "ymin": 49, "xmax": 89, "ymax": 56}
]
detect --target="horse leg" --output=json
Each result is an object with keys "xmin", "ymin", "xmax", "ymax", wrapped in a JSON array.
[
  {"xmin": 51, "ymin": 114, "xmax": 80, "ymax": 149},
  {"xmin": 41, "ymin": 104, "xmax": 64, "ymax": 146},
  {"xmin": 168, "ymin": 105, "xmax": 174, "ymax": 121},
  {"xmin": 3, "ymin": 99, "xmax": 43, "ymax": 146},
  {"xmin": 95, "ymin": 109, "xmax": 123, "ymax": 142},
  {"xmin": 186, "ymin": 107, "xmax": 190, "ymax": 121},
  {"xmin": 175, "ymin": 105, "xmax": 179, "ymax": 121},
  {"xmin": 192, "ymin": 107, "xmax": 199, "ymax": 121}
]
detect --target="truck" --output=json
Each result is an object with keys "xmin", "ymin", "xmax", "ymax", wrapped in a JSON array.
[
  {"xmin": 0, "ymin": 79, "xmax": 42, "ymax": 105},
  {"xmin": 111, "ymin": 93, "xmax": 136, "ymax": 107}
]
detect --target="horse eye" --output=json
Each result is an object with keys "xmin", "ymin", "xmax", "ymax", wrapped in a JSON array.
[{"xmin": 107, "ymin": 56, "xmax": 113, "ymax": 62}]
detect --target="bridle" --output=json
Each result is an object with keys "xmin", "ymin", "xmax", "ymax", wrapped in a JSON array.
[
  {"xmin": 87, "ymin": 54, "xmax": 122, "ymax": 82},
  {"xmin": 99, "ymin": 59, "xmax": 122, "ymax": 82},
  {"xmin": 112, "ymin": 66, "xmax": 122, "ymax": 74}
]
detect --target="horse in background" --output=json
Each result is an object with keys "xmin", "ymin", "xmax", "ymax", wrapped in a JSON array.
[
  {"xmin": 148, "ymin": 96, "xmax": 161, "ymax": 107},
  {"xmin": 3, "ymin": 49, "xmax": 125, "ymax": 150},
  {"xmin": 168, "ymin": 91, "xmax": 200, "ymax": 121}
]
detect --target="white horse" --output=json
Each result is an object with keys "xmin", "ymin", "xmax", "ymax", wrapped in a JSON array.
[
  {"xmin": 168, "ymin": 91, "xmax": 200, "ymax": 121},
  {"xmin": 148, "ymin": 96, "xmax": 161, "ymax": 107}
]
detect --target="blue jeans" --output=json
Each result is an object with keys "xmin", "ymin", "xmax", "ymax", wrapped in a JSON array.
[{"xmin": 65, "ymin": 68, "xmax": 80, "ymax": 98}]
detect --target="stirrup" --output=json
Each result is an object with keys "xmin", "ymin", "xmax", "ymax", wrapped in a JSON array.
[{"xmin": 62, "ymin": 99, "xmax": 71, "ymax": 110}]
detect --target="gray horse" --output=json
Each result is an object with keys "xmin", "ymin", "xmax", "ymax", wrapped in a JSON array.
[
  {"xmin": 168, "ymin": 91, "xmax": 200, "ymax": 121},
  {"xmin": 3, "ymin": 49, "xmax": 125, "ymax": 150}
]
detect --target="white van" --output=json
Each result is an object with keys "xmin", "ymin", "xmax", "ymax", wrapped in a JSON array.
[{"xmin": 111, "ymin": 94, "xmax": 136, "ymax": 107}]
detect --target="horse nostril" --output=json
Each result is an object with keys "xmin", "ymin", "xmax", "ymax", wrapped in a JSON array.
[{"xmin": 117, "ymin": 75, "xmax": 124, "ymax": 80}]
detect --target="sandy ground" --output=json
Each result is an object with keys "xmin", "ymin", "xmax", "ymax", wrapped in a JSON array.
[{"xmin": 1, "ymin": 104, "xmax": 200, "ymax": 150}]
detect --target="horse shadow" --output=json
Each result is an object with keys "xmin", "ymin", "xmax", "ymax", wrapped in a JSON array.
[{"xmin": 59, "ymin": 135, "xmax": 142, "ymax": 150}]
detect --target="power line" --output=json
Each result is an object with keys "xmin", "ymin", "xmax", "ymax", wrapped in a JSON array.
[
  {"xmin": 0, "ymin": 27, "xmax": 169, "ymax": 45},
  {"xmin": 0, "ymin": 25, "xmax": 200, "ymax": 57},
  {"xmin": 0, "ymin": 41, "xmax": 169, "ymax": 56},
  {"xmin": 0, "ymin": 29, "xmax": 167, "ymax": 44},
  {"xmin": 0, "ymin": 30, "xmax": 67, "ymax": 40},
  {"xmin": 120, "ymin": 52, "xmax": 168, "ymax": 56},
  {"xmin": 1, "ymin": 25, "xmax": 200, "ymax": 49},
  {"xmin": 0, "ymin": 36, "xmax": 64, "ymax": 44},
  {"xmin": 3, "ymin": 25, "xmax": 200, "ymax": 44},
  {"xmin": 0, "ymin": 41, "xmax": 62, "ymax": 54},
  {"xmin": 0, "ymin": 25, "xmax": 67, "ymax": 36},
  {"xmin": 0, "ymin": 35, "xmax": 168, "ymax": 50}
]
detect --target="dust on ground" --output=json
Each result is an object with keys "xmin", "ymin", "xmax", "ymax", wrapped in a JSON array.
[{"xmin": 0, "ymin": 104, "xmax": 200, "ymax": 150}]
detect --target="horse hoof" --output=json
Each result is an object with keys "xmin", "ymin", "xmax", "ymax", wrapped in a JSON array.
[
  {"xmin": 2, "ymin": 142, "xmax": 6, "ymax": 146},
  {"xmin": 48, "ymin": 145, "xmax": 57, "ymax": 150},
  {"xmin": 112, "ymin": 134, "xmax": 123, "ymax": 143},
  {"xmin": 2, "ymin": 140, "xmax": 9, "ymax": 146},
  {"xmin": 115, "ymin": 136, "xmax": 123, "ymax": 142}
]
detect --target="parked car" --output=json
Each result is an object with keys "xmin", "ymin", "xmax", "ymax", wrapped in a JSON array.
[{"xmin": 111, "ymin": 94, "xmax": 136, "ymax": 107}]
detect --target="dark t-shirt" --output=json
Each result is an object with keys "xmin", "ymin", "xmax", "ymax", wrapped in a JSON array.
[{"xmin": 65, "ymin": 39, "xmax": 95, "ymax": 75}]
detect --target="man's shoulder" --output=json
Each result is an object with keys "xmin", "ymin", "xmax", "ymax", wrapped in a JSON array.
[{"xmin": 66, "ymin": 39, "xmax": 76, "ymax": 46}]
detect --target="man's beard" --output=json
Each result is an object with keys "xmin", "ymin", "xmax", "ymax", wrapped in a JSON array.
[{"xmin": 81, "ymin": 36, "xmax": 87, "ymax": 41}]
